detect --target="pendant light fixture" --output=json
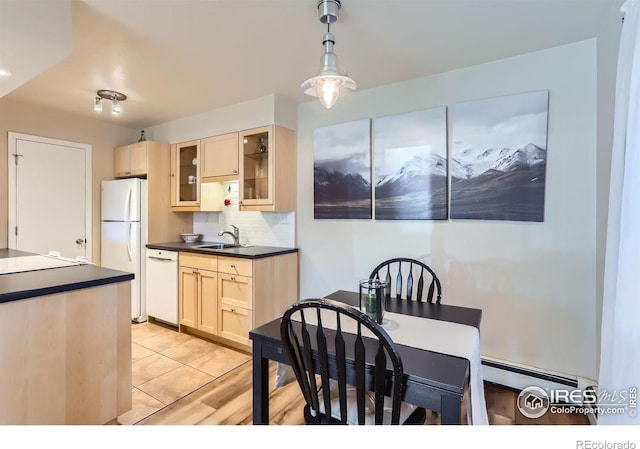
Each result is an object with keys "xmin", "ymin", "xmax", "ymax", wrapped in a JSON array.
[
  {"xmin": 301, "ymin": 0, "xmax": 357, "ymax": 109},
  {"xmin": 94, "ymin": 90, "xmax": 127, "ymax": 116}
]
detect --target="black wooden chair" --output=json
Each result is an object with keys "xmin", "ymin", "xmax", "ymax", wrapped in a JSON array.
[
  {"xmin": 280, "ymin": 298, "xmax": 426, "ymax": 425},
  {"xmin": 369, "ymin": 258, "xmax": 442, "ymax": 303}
]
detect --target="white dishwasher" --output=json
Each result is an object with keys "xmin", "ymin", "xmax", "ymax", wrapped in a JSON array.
[{"xmin": 146, "ymin": 249, "xmax": 178, "ymax": 326}]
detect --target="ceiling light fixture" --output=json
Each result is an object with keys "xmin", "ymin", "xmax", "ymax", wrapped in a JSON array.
[
  {"xmin": 95, "ymin": 90, "xmax": 126, "ymax": 116},
  {"xmin": 301, "ymin": 0, "xmax": 357, "ymax": 109},
  {"xmin": 94, "ymin": 96, "xmax": 102, "ymax": 112},
  {"xmin": 0, "ymin": 67, "xmax": 11, "ymax": 78}
]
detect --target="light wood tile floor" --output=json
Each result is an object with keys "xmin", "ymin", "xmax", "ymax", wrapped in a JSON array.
[{"xmin": 117, "ymin": 321, "xmax": 251, "ymax": 425}]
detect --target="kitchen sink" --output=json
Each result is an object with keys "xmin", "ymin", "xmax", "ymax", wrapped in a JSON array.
[{"xmin": 194, "ymin": 243, "xmax": 239, "ymax": 250}]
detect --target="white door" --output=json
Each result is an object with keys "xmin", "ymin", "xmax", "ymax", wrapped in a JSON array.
[{"xmin": 8, "ymin": 133, "xmax": 92, "ymax": 260}]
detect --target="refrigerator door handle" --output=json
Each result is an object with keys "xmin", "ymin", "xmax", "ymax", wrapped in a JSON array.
[
  {"xmin": 126, "ymin": 223, "xmax": 134, "ymax": 261},
  {"xmin": 125, "ymin": 184, "xmax": 133, "ymax": 222}
]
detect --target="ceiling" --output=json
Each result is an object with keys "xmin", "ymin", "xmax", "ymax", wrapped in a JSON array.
[{"xmin": 0, "ymin": 0, "xmax": 620, "ymax": 130}]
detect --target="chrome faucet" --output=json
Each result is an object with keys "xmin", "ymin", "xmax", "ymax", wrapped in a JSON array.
[{"xmin": 218, "ymin": 224, "xmax": 240, "ymax": 246}]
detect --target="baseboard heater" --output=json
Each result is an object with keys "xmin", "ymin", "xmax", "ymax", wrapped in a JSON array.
[
  {"xmin": 481, "ymin": 356, "xmax": 597, "ymax": 424},
  {"xmin": 481, "ymin": 357, "xmax": 578, "ymax": 389}
]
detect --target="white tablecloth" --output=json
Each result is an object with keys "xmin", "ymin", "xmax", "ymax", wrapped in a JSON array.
[{"xmin": 286, "ymin": 307, "xmax": 489, "ymax": 425}]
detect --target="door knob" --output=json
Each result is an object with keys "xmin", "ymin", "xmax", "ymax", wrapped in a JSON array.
[{"xmin": 76, "ymin": 238, "xmax": 84, "ymax": 245}]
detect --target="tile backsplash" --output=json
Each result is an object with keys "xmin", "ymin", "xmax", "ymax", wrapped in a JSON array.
[{"xmin": 193, "ymin": 181, "xmax": 295, "ymax": 247}]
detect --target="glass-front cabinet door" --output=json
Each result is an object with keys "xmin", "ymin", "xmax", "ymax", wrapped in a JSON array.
[
  {"xmin": 239, "ymin": 126, "xmax": 273, "ymax": 208},
  {"xmin": 172, "ymin": 140, "xmax": 200, "ymax": 208}
]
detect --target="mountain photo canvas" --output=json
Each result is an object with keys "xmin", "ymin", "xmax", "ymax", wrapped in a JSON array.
[
  {"xmin": 450, "ymin": 90, "xmax": 549, "ymax": 222},
  {"xmin": 373, "ymin": 107, "xmax": 448, "ymax": 220},
  {"xmin": 313, "ymin": 119, "xmax": 372, "ymax": 219}
]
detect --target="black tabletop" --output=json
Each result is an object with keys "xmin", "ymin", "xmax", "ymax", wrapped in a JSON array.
[
  {"xmin": 325, "ymin": 290, "xmax": 482, "ymax": 328},
  {"xmin": 249, "ymin": 290, "xmax": 483, "ymax": 395}
]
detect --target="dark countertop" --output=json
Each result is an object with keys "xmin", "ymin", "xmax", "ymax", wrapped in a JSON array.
[
  {"xmin": 146, "ymin": 241, "xmax": 299, "ymax": 259},
  {"xmin": 0, "ymin": 248, "xmax": 134, "ymax": 304}
]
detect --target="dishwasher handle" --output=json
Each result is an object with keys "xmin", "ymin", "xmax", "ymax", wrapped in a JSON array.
[{"xmin": 146, "ymin": 249, "xmax": 178, "ymax": 261}]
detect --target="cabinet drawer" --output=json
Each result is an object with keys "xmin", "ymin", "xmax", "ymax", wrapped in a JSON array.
[
  {"xmin": 218, "ymin": 273, "xmax": 252, "ymax": 310},
  {"xmin": 217, "ymin": 257, "xmax": 252, "ymax": 277},
  {"xmin": 218, "ymin": 304, "xmax": 251, "ymax": 346},
  {"xmin": 179, "ymin": 253, "xmax": 218, "ymax": 271}
]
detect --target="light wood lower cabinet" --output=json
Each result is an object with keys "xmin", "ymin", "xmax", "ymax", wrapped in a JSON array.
[
  {"xmin": 219, "ymin": 304, "xmax": 251, "ymax": 346},
  {"xmin": 178, "ymin": 251, "xmax": 298, "ymax": 351},
  {"xmin": 178, "ymin": 253, "xmax": 219, "ymax": 336},
  {"xmin": 198, "ymin": 269, "xmax": 218, "ymax": 335}
]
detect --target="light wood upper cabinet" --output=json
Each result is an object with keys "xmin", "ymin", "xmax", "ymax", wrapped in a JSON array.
[
  {"xmin": 201, "ymin": 133, "xmax": 239, "ymax": 181},
  {"xmin": 170, "ymin": 140, "xmax": 200, "ymax": 210},
  {"xmin": 238, "ymin": 125, "xmax": 296, "ymax": 212},
  {"xmin": 114, "ymin": 141, "xmax": 148, "ymax": 178},
  {"xmin": 171, "ymin": 140, "xmax": 226, "ymax": 212}
]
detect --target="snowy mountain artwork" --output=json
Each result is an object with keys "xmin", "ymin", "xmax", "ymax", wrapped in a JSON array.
[
  {"xmin": 313, "ymin": 119, "xmax": 372, "ymax": 219},
  {"xmin": 450, "ymin": 90, "xmax": 549, "ymax": 222},
  {"xmin": 373, "ymin": 107, "xmax": 448, "ymax": 220}
]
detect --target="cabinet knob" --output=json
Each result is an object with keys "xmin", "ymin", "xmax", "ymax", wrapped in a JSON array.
[
  {"xmin": 231, "ymin": 276, "xmax": 236, "ymax": 281},
  {"xmin": 233, "ymin": 170, "xmax": 238, "ymax": 174},
  {"xmin": 231, "ymin": 308, "xmax": 236, "ymax": 313},
  {"xmin": 230, "ymin": 264, "xmax": 236, "ymax": 268}
]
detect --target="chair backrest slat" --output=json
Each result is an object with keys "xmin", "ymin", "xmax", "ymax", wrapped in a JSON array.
[
  {"xmin": 369, "ymin": 258, "xmax": 442, "ymax": 303},
  {"xmin": 406, "ymin": 262, "xmax": 414, "ymax": 300},
  {"xmin": 316, "ymin": 310, "xmax": 332, "ymax": 423},
  {"xmin": 354, "ymin": 323, "xmax": 366, "ymax": 425},
  {"xmin": 299, "ymin": 312, "xmax": 321, "ymax": 417},
  {"xmin": 334, "ymin": 315, "xmax": 348, "ymax": 424},
  {"xmin": 373, "ymin": 343, "xmax": 387, "ymax": 425},
  {"xmin": 280, "ymin": 299, "xmax": 406, "ymax": 425}
]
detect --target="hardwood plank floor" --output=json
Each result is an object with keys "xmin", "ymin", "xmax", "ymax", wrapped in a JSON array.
[{"xmin": 138, "ymin": 360, "xmax": 590, "ymax": 426}]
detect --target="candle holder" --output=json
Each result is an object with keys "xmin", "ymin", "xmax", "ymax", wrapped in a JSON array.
[{"xmin": 359, "ymin": 278, "xmax": 386, "ymax": 324}]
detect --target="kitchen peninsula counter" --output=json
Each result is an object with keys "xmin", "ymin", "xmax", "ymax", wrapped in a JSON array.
[
  {"xmin": 0, "ymin": 248, "xmax": 134, "ymax": 304},
  {"xmin": 0, "ymin": 248, "xmax": 132, "ymax": 424}
]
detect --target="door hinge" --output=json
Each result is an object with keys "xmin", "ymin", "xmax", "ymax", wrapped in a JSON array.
[
  {"xmin": 14, "ymin": 226, "xmax": 18, "ymax": 236},
  {"xmin": 12, "ymin": 153, "xmax": 23, "ymax": 165}
]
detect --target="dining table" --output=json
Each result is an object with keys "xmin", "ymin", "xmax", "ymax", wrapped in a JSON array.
[{"xmin": 249, "ymin": 290, "xmax": 484, "ymax": 425}]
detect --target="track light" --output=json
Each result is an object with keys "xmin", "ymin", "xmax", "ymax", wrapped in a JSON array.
[
  {"xmin": 94, "ymin": 96, "xmax": 102, "ymax": 112},
  {"xmin": 94, "ymin": 90, "xmax": 126, "ymax": 116}
]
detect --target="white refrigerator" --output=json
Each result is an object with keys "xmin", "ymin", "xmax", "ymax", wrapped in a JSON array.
[{"xmin": 100, "ymin": 178, "xmax": 148, "ymax": 322}]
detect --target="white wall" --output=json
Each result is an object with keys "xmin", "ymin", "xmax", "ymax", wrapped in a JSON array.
[
  {"xmin": 595, "ymin": 0, "xmax": 624, "ymax": 374},
  {"xmin": 145, "ymin": 93, "xmax": 296, "ymax": 144},
  {"xmin": 296, "ymin": 40, "xmax": 599, "ymax": 381}
]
